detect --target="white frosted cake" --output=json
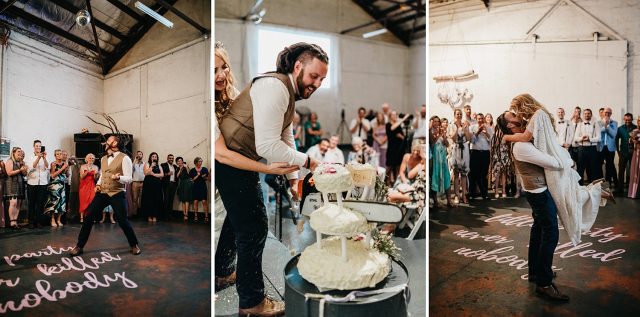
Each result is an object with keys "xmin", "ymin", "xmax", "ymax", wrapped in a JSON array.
[
  {"xmin": 313, "ymin": 164, "xmax": 352, "ymax": 193},
  {"xmin": 346, "ymin": 162, "xmax": 377, "ymax": 187},
  {"xmin": 309, "ymin": 203, "xmax": 370, "ymax": 235},
  {"xmin": 298, "ymin": 237, "xmax": 390, "ymax": 290}
]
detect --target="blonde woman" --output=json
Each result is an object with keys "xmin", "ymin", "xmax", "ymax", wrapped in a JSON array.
[
  {"xmin": 44, "ymin": 149, "xmax": 68, "ymax": 227},
  {"xmin": 4, "ymin": 147, "xmax": 27, "ymax": 229},
  {"xmin": 79, "ymin": 153, "xmax": 99, "ymax": 223}
]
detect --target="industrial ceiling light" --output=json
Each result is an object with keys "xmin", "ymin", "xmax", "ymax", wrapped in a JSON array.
[
  {"xmin": 76, "ymin": 9, "xmax": 91, "ymax": 27},
  {"xmin": 362, "ymin": 28, "xmax": 388, "ymax": 39},
  {"xmin": 135, "ymin": 1, "xmax": 174, "ymax": 28}
]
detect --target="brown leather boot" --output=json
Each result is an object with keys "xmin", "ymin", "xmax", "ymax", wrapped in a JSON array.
[
  {"xmin": 215, "ymin": 271, "xmax": 236, "ymax": 290},
  {"xmin": 238, "ymin": 297, "xmax": 285, "ymax": 317}
]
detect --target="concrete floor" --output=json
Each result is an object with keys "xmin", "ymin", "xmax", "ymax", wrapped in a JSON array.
[
  {"xmin": 429, "ymin": 195, "xmax": 640, "ymax": 316},
  {"xmin": 0, "ymin": 219, "xmax": 211, "ymax": 316}
]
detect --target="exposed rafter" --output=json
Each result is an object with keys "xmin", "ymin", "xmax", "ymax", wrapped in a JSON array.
[
  {"xmin": 156, "ymin": 0, "xmax": 208, "ymax": 35},
  {"xmin": 105, "ymin": 0, "xmax": 144, "ymax": 21},
  {"xmin": 49, "ymin": 0, "xmax": 126, "ymax": 41},
  {"xmin": 350, "ymin": 0, "xmax": 426, "ymax": 45}
]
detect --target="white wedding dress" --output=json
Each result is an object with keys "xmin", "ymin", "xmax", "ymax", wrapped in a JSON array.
[{"xmin": 527, "ymin": 109, "xmax": 601, "ymax": 246}]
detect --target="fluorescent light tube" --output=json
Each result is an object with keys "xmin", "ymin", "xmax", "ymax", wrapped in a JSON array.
[
  {"xmin": 362, "ymin": 28, "xmax": 387, "ymax": 39},
  {"xmin": 135, "ymin": 1, "xmax": 174, "ymax": 28}
]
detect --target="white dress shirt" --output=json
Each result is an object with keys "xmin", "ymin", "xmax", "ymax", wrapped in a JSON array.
[
  {"xmin": 573, "ymin": 120, "xmax": 601, "ymax": 146},
  {"xmin": 168, "ymin": 164, "xmax": 175, "ymax": 182},
  {"xmin": 97, "ymin": 152, "xmax": 133, "ymax": 187},
  {"xmin": 413, "ymin": 116, "xmax": 427, "ymax": 139},
  {"xmin": 556, "ymin": 119, "xmax": 573, "ymax": 147},
  {"xmin": 132, "ymin": 161, "xmax": 145, "ymax": 182},
  {"xmin": 469, "ymin": 124, "xmax": 493, "ymax": 150},
  {"xmin": 350, "ymin": 118, "xmax": 371, "ymax": 141},
  {"xmin": 324, "ymin": 148, "xmax": 345, "ymax": 164},
  {"xmin": 24, "ymin": 154, "xmax": 49, "ymax": 185},
  {"xmin": 512, "ymin": 142, "xmax": 562, "ymax": 193},
  {"xmin": 251, "ymin": 74, "xmax": 306, "ymax": 180}
]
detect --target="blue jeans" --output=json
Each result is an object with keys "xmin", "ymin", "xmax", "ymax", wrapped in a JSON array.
[{"xmin": 525, "ymin": 189, "xmax": 559, "ymax": 287}]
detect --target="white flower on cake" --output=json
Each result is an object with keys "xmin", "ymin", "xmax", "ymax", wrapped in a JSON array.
[
  {"xmin": 298, "ymin": 237, "xmax": 390, "ymax": 290},
  {"xmin": 313, "ymin": 163, "xmax": 352, "ymax": 193},
  {"xmin": 309, "ymin": 203, "xmax": 369, "ymax": 236}
]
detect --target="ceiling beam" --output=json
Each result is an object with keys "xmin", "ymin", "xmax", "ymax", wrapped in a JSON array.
[
  {"xmin": 85, "ymin": 0, "xmax": 106, "ymax": 75},
  {"xmin": 3, "ymin": 5, "xmax": 98, "ymax": 53},
  {"xmin": 104, "ymin": 0, "xmax": 177, "ymax": 73},
  {"xmin": 391, "ymin": 12, "xmax": 420, "ymax": 25},
  {"xmin": 155, "ymin": 0, "xmax": 209, "ymax": 35},
  {"xmin": 0, "ymin": 0, "xmax": 19, "ymax": 15},
  {"xmin": 49, "ymin": 0, "xmax": 126, "ymax": 41},
  {"xmin": 352, "ymin": 0, "xmax": 410, "ymax": 45},
  {"xmin": 340, "ymin": 9, "xmax": 412, "ymax": 34},
  {"xmin": 105, "ymin": 0, "xmax": 145, "ymax": 21}
]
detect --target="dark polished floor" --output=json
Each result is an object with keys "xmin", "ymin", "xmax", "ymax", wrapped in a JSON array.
[
  {"xmin": 429, "ymin": 194, "xmax": 640, "ymax": 316},
  {"xmin": 0, "ymin": 217, "xmax": 211, "ymax": 316}
]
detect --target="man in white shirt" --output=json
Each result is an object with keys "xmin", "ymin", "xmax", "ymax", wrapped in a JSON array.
[
  {"xmin": 216, "ymin": 42, "xmax": 328, "ymax": 316},
  {"xmin": 497, "ymin": 112, "xmax": 569, "ymax": 302},
  {"xmin": 413, "ymin": 104, "xmax": 427, "ymax": 140},
  {"xmin": 324, "ymin": 135, "xmax": 345, "ymax": 164},
  {"xmin": 70, "ymin": 135, "xmax": 141, "ymax": 256},
  {"xmin": 574, "ymin": 109, "xmax": 602, "ymax": 185},
  {"xmin": 161, "ymin": 154, "xmax": 178, "ymax": 220},
  {"xmin": 131, "ymin": 151, "xmax": 145, "ymax": 216},
  {"xmin": 24, "ymin": 140, "xmax": 49, "ymax": 228},
  {"xmin": 462, "ymin": 104, "xmax": 477, "ymax": 125},
  {"xmin": 469, "ymin": 113, "xmax": 493, "ymax": 199},
  {"xmin": 555, "ymin": 107, "xmax": 572, "ymax": 149},
  {"xmin": 350, "ymin": 107, "xmax": 371, "ymax": 142},
  {"xmin": 381, "ymin": 103, "xmax": 391, "ymax": 123},
  {"xmin": 299, "ymin": 138, "xmax": 330, "ymax": 179}
]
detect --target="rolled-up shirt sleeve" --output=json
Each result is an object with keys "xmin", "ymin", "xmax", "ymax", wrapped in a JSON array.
[
  {"xmin": 119, "ymin": 156, "xmax": 133, "ymax": 184},
  {"xmin": 251, "ymin": 77, "xmax": 307, "ymax": 179}
]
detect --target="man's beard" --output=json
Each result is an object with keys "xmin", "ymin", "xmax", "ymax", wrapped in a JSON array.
[{"xmin": 296, "ymin": 68, "xmax": 316, "ymax": 100}]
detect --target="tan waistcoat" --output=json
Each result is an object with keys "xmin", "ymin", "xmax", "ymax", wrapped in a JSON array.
[
  {"xmin": 218, "ymin": 72, "xmax": 297, "ymax": 161},
  {"xmin": 100, "ymin": 153, "xmax": 125, "ymax": 196},
  {"xmin": 512, "ymin": 153, "xmax": 547, "ymax": 191}
]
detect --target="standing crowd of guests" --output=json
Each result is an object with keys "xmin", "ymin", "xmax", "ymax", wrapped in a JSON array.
[
  {"xmin": 429, "ymin": 103, "xmax": 640, "ymax": 209},
  {"xmin": 0, "ymin": 139, "xmax": 210, "ymax": 229}
]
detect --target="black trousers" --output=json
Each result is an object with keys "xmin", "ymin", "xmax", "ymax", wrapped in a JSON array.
[
  {"xmin": 76, "ymin": 191, "xmax": 138, "ymax": 248},
  {"xmin": 214, "ymin": 161, "xmax": 268, "ymax": 309},
  {"xmin": 600, "ymin": 148, "xmax": 617, "ymax": 185},
  {"xmin": 569, "ymin": 146, "xmax": 579, "ymax": 164},
  {"xmin": 162, "ymin": 181, "xmax": 178, "ymax": 219},
  {"xmin": 617, "ymin": 154, "xmax": 632, "ymax": 194},
  {"xmin": 469, "ymin": 149, "xmax": 490, "ymax": 198},
  {"xmin": 526, "ymin": 190, "xmax": 559, "ymax": 287},
  {"xmin": 577, "ymin": 146, "xmax": 602, "ymax": 185},
  {"xmin": 27, "ymin": 184, "xmax": 48, "ymax": 225}
]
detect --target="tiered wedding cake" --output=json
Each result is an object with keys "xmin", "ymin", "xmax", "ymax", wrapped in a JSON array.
[{"xmin": 297, "ymin": 164, "xmax": 390, "ymax": 290}]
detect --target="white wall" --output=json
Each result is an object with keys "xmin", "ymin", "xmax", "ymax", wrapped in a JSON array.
[
  {"xmin": 104, "ymin": 40, "xmax": 211, "ymax": 169},
  {"xmin": 0, "ymin": 33, "xmax": 103, "ymax": 157},
  {"xmin": 216, "ymin": 19, "xmax": 419, "ymax": 141},
  {"xmin": 409, "ymin": 38, "xmax": 427, "ymax": 111},
  {"xmin": 429, "ymin": 0, "xmax": 640, "ymax": 121}
]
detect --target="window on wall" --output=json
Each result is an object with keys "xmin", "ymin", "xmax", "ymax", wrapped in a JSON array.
[{"xmin": 257, "ymin": 27, "xmax": 332, "ymax": 89}]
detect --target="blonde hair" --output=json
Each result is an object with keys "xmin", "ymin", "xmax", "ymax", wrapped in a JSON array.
[
  {"xmin": 214, "ymin": 45, "xmax": 237, "ymax": 122},
  {"xmin": 85, "ymin": 153, "xmax": 95, "ymax": 161},
  {"xmin": 509, "ymin": 93, "xmax": 555, "ymax": 131},
  {"xmin": 10, "ymin": 147, "xmax": 22, "ymax": 162}
]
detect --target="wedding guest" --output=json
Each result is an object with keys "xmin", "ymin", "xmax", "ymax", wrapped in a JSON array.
[
  {"xmin": 79, "ymin": 153, "xmax": 99, "ymax": 223},
  {"xmin": 324, "ymin": 135, "xmax": 345, "ymax": 164},
  {"xmin": 306, "ymin": 138, "xmax": 330, "ymax": 162},
  {"xmin": 141, "ymin": 152, "xmax": 164, "ymax": 222},
  {"xmin": 598, "ymin": 107, "xmax": 618, "ymax": 188},
  {"xmin": 556, "ymin": 107, "xmax": 572, "ymax": 150},
  {"xmin": 381, "ymin": 102, "xmax": 391, "ymax": 123},
  {"xmin": 131, "ymin": 151, "xmax": 145, "ymax": 217},
  {"xmin": 0, "ymin": 159, "xmax": 6, "ymax": 227},
  {"xmin": 397, "ymin": 139, "xmax": 425, "ymax": 187},
  {"xmin": 386, "ymin": 111, "xmax": 408, "ymax": 185},
  {"xmin": 616, "ymin": 113, "xmax": 637, "ymax": 195},
  {"xmin": 568, "ymin": 107, "xmax": 582, "ymax": 163},
  {"xmin": 413, "ymin": 104, "xmax": 427, "ymax": 140},
  {"xmin": 448, "ymin": 109, "xmax": 472, "ymax": 204},
  {"xmin": 350, "ymin": 107, "xmax": 371, "ymax": 143},
  {"xmin": 628, "ymin": 116, "xmax": 640, "ymax": 198},
  {"xmin": 292, "ymin": 112, "xmax": 303, "ymax": 150},
  {"xmin": 175, "ymin": 157, "xmax": 192, "ymax": 221},
  {"xmin": 3, "ymin": 147, "xmax": 27, "ymax": 229},
  {"xmin": 62, "ymin": 151, "xmax": 72, "ymax": 213},
  {"xmin": 574, "ymin": 109, "xmax": 602, "ymax": 185},
  {"xmin": 304, "ymin": 112, "xmax": 323, "ymax": 150},
  {"xmin": 490, "ymin": 125, "xmax": 514, "ymax": 198},
  {"xmin": 469, "ymin": 113, "xmax": 493, "ymax": 199},
  {"xmin": 429, "ymin": 116, "xmax": 452, "ymax": 208},
  {"xmin": 463, "ymin": 104, "xmax": 477, "ymax": 125},
  {"xmin": 161, "ymin": 154, "xmax": 178, "ymax": 220},
  {"xmin": 99, "ymin": 204, "xmax": 115, "ymax": 224},
  {"xmin": 44, "ymin": 149, "xmax": 69, "ymax": 227},
  {"xmin": 190, "ymin": 157, "xmax": 209, "ymax": 223},
  {"xmin": 24, "ymin": 140, "xmax": 49, "ymax": 228},
  {"xmin": 372, "ymin": 112, "xmax": 388, "ymax": 168},
  {"xmin": 67, "ymin": 155, "xmax": 81, "ymax": 220},
  {"xmin": 347, "ymin": 136, "xmax": 378, "ymax": 166},
  {"xmin": 485, "ymin": 113, "xmax": 494, "ymax": 127}
]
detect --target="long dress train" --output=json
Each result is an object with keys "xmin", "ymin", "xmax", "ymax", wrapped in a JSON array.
[{"xmin": 527, "ymin": 110, "xmax": 602, "ymax": 246}]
